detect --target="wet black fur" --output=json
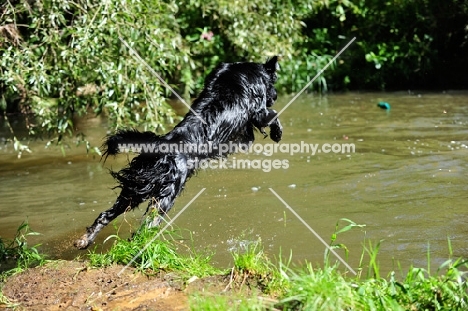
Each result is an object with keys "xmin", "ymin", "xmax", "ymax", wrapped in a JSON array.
[{"xmin": 74, "ymin": 57, "xmax": 282, "ymax": 249}]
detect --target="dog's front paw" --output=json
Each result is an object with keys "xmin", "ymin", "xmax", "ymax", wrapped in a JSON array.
[
  {"xmin": 74, "ymin": 235, "xmax": 90, "ymax": 249},
  {"xmin": 269, "ymin": 116, "xmax": 283, "ymax": 143},
  {"xmin": 270, "ymin": 123, "xmax": 282, "ymax": 142}
]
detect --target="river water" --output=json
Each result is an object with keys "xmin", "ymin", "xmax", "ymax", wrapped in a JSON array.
[{"xmin": 1, "ymin": 92, "xmax": 467, "ymax": 275}]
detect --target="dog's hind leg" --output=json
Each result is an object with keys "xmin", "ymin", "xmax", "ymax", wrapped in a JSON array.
[
  {"xmin": 74, "ymin": 190, "xmax": 142, "ymax": 249},
  {"xmin": 143, "ymin": 154, "xmax": 192, "ymax": 229},
  {"xmin": 144, "ymin": 189, "xmax": 182, "ymax": 228},
  {"xmin": 143, "ymin": 199, "xmax": 164, "ymax": 228},
  {"xmin": 143, "ymin": 191, "xmax": 181, "ymax": 229}
]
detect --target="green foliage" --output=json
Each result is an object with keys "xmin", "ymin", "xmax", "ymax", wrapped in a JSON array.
[
  {"xmin": 1, "ymin": 0, "xmax": 467, "ymax": 147},
  {"xmin": 0, "ymin": 222, "xmax": 45, "ymax": 308},
  {"xmin": 0, "ymin": 219, "xmax": 462, "ymax": 310},
  {"xmin": 186, "ymin": 221, "xmax": 468, "ymax": 311},
  {"xmin": 328, "ymin": 218, "xmax": 366, "ymax": 263},
  {"xmin": 0, "ymin": 222, "xmax": 45, "ymax": 274},
  {"xmin": 0, "ymin": 0, "xmax": 337, "ymax": 147},
  {"xmin": 1, "ymin": 0, "xmax": 186, "ymax": 141},
  {"xmin": 353, "ymin": 259, "xmax": 468, "ymax": 311},
  {"xmin": 274, "ymin": 244, "xmax": 468, "ymax": 310},
  {"xmin": 176, "ymin": 0, "xmax": 334, "ymax": 93},
  {"xmin": 279, "ymin": 263, "xmax": 364, "ymax": 310},
  {"xmin": 232, "ymin": 239, "xmax": 271, "ymax": 277},
  {"xmin": 230, "ymin": 238, "xmax": 285, "ymax": 294},
  {"xmin": 190, "ymin": 294, "xmax": 267, "ymax": 311},
  {"xmin": 305, "ymin": 0, "xmax": 468, "ymax": 90},
  {"xmin": 274, "ymin": 227, "xmax": 468, "ymax": 311},
  {"xmin": 88, "ymin": 225, "xmax": 222, "ymax": 278}
]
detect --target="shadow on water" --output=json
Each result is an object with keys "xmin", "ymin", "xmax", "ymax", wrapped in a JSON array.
[{"xmin": 1, "ymin": 92, "xmax": 467, "ymax": 274}]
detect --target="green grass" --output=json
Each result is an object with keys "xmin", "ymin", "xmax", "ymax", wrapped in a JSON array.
[
  {"xmin": 88, "ymin": 225, "xmax": 223, "ymax": 278},
  {"xmin": 85, "ymin": 220, "xmax": 468, "ymax": 310},
  {"xmin": 0, "ymin": 222, "xmax": 46, "ymax": 308},
  {"xmin": 279, "ymin": 263, "xmax": 364, "ymax": 310},
  {"xmin": 194, "ymin": 220, "xmax": 468, "ymax": 310},
  {"xmin": 229, "ymin": 238, "xmax": 286, "ymax": 294},
  {"xmin": 189, "ymin": 294, "xmax": 272, "ymax": 311},
  {"xmin": 0, "ymin": 222, "xmax": 46, "ymax": 276},
  {"xmin": 1, "ymin": 220, "xmax": 467, "ymax": 310}
]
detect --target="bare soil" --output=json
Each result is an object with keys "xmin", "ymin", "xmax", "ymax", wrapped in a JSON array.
[{"xmin": 1, "ymin": 261, "xmax": 228, "ymax": 310}]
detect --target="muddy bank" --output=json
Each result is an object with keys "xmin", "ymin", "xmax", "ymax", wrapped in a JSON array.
[{"xmin": 1, "ymin": 260, "xmax": 218, "ymax": 310}]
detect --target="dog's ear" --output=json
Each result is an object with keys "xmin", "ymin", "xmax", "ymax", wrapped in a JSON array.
[{"xmin": 264, "ymin": 56, "xmax": 279, "ymax": 73}]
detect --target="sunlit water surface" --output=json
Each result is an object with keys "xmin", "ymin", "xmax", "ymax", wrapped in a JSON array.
[{"xmin": 1, "ymin": 92, "xmax": 467, "ymax": 275}]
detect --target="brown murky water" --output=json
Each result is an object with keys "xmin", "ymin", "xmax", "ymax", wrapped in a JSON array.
[{"xmin": 1, "ymin": 92, "xmax": 467, "ymax": 274}]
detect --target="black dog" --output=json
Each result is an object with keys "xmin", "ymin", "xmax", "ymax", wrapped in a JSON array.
[{"xmin": 74, "ymin": 56, "xmax": 282, "ymax": 249}]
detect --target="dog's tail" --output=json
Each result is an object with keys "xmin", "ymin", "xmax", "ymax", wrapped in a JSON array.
[{"xmin": 102, "ymin": 129, "xmax": 160, "ymax": 161}]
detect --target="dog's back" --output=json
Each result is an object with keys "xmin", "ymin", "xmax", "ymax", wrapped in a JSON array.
[{"xmin": 75, "ymin": 57, "xmax": 281, "ymax": 249}]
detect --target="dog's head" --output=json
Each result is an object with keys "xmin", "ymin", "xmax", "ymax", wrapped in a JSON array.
[{"xmin": 263, "ymin": 56, "xmax": 279, "ymax": 107}]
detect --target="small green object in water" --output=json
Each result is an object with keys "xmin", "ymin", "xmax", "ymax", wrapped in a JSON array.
[{"xmin": 377, "ymin": 101, "xmax": 391, "ymax": 110}]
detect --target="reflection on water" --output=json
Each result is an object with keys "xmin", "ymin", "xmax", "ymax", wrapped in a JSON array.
[{"xmin": 1, "ymin": 92, "xmax": 467, "ymax": 273}]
